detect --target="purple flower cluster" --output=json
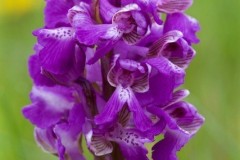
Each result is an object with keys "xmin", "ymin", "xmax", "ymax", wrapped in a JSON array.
[{"xmin": 22, "ymin": 0, "xmax": 204, "ymax": 160}]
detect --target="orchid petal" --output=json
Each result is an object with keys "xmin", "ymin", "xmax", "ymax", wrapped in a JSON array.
[
  {"xmin": 150, "ymin": 102, "xmax": 204, "ymax": 160},
  {"xmin": 28, "ymin": 53, "xmax": 55, "ymax": 86},
  {"xmin": 95, "ymin": 86, "xmax": 129, "ymax": 125},
  {"xmin": 164, "ymin": 13, "xmax": 200, "ymax": 44},
  {"xmin": 122, "ymin": 28, "xmax": 143, "ymax": 45},
  {"xmin": 76, "ymin": 24, "xmax": 119, "ymax": 45},
  {"xmin": 107, "ymin": 54, "xmax": 120, "ymax": 87},
  {"xmin": 68, "ymin": 2, "xmax": 93, "ymax": 28},
  {"xmin": 90, "ymin": 134, "xmax": 113, "ymax": 156},
  {"xmin": 85, "ymin": 48, "xmax": 102, "ymax": 83},
  {"xmin": 33, "ymin": 27, "xmax": 76, "ymax": 74},
  {"xmin": 157, "ymin": 0, "xmax": 193, "ymax": 13},
  {"xmin": 119, "ymin": 143, "xmax": 149, "ymax": 160},
  {"xmin": 87, "ymin": 40, "xmax": 116, "ymax": 64},
  {"xmin": 128, "ymin": 89, "xmax": 152, "ymax": 131},
  {"xmin": 44, "ymin": 0, "xmax": 74, "ymax": 28},
  {"xmin": 147, "ymin": 56, "xmax": 185, "ymax": 88},
  {"xmin": 118, "ymin": 105, "xmax": 131, "ymax": 127},
  {"xmin": 114, "ymin": 41, "xmax": 149, "ymax": 59},
  {"xmin": 166, "ymin": 102, "xmax": 205, "ymax": 134},
  {"xmin": 131, "ymin": 64, "xmax": 151, "ymax": 93},
  {"xmin": 148, "ymin": 30, "xmax": 183, "ymax": 58},
  {"xmin": 34, "ymin": 127, "xmax": 57, "ymax": 154},
  {"xmin": 164, "ymin": 89, "xmax": 190, "ymax": 108},
  {"xmin": 22, "ymin": 86, "xmax": 74, "ymax": 128},
  {"xmin": 100, "ymin": 0, "xmax": 119, "ymax": 23},
  {"xmin": 108, "ymin": 125, "xmax": 150, "ymax": 160},
  {"xmin": 54, "ymin": 104, "xmax": 86, "ymax": 160},
  {"xmin": 169, "ymin": 46, "xmax": 196, "ymax": 69}
]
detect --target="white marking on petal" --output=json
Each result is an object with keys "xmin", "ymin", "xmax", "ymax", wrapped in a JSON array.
[
  {"xmin": 32, "ymin": 86, "xmax": 74, "ymax": 112},
  {"xmin": 104, "ymin": 26, "xmax": 123, "ymax": 40}
]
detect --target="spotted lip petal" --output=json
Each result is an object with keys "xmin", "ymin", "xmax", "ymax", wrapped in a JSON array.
[
  {"xmin": 108, "ymin": 125, "xmax": 151, "ymax": 160},
  {"xmin": 29, "ymin": 44, "xmax": 86, "ymax": 86},
  {"xmin": 33, "ymin": 27, "xmax": 76, "ymax": 74}
]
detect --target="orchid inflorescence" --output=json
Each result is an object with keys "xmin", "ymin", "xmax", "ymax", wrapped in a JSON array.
[{"xmin": 22, "ymin": 0, "xmax": 204, "ymax": 160}]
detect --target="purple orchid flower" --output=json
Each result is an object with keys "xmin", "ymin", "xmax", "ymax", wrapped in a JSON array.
[
  {"xmin": 69, "ymin": 2, "xmax": 149, "ymax": 64},
  {"xmin": 147, "ymin": 30, "xmax": 196, "ymax": 69},
  {"xmin": 23, "ymin": 0, "xmax": 204, "ymax": 159},
  {"xmin": 95, "ymin": 55, "xmax": 152, "ymax": 131},
  {"xmin": 28, "ymin": 43, "xmax": 86, "ymax": 86},
  {"xmin": 163, "ymin": 12, "xmax": 200, "ymax": 44},
  {"xmin": 147, "ymin": 89, "xmax": 204, "ymax": 160},
  {"xmin": 23, "ymin": 85, "xmax": 86, "ymax": 160},
  {"xmin": 84, "ymin": 97, "xmax": 152, "ymax": 160},
  {"xmin": 85, "ymin": 123, "xmax": 151, "ymax": 160},
  {"xmin": 122, "ymin": 0, "xmax": 193, "ymax": 24},
  {"xmin": 44, "ymin": 0, "xmax": 92, "ymax": 28}
]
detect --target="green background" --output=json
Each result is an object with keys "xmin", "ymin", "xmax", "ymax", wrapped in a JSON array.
[{"xmin": 0, "ymin": 0, "xmax": 240, "ymax": 159}]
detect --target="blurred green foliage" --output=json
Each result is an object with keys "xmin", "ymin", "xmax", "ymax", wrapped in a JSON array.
[{"xmin": 0, "ymin": 0, "xmax": 240, "ymax": 160}]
